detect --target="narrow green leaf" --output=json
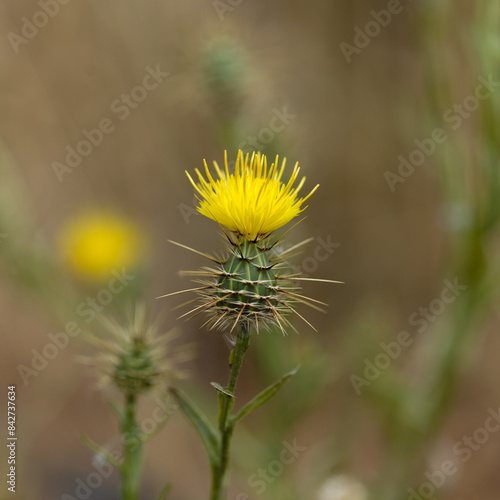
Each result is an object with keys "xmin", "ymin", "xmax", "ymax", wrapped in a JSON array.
[
  {"xmin": 79, "ymin": 432, "xmax": 123, "ymax": 468},
  {"xmin": 169, "ymin": 388, "xmax": 219, "ymax": 466},
  {"xmin": 155, "ymin": 481, "xmax": 173, "ymax": 500},
  {"xmin": 210, "ymin": 381, "xmax": 235, "ymax": 398},
  {"xmin": 232, "ymin": 366, "xmax": 299, "ymax": 423}
]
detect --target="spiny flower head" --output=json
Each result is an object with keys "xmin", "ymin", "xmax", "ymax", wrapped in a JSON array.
[
  {"xmin": 81, "ymin": 304, "xmax": 194, "ymax": 396},
  {"xmin": 191, "ymin": 238, "xmax": 319, "ymax": 334},
  {"xmin": 164, "ymin": 150, "xmax": 338, "ymax": 334},
  {"xmin": 165, "ymin": 235, "xmax": 333, "ymax": 334},
  {"xmin": 186, "ymin": 150, "xmax": 319, "ymax": 242}
]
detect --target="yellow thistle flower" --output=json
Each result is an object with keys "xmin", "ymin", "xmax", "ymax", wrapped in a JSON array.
[
  {"xmin": 186, "ymin": 150, "xmax": 319, "ymax": 241},
  {"xmin": 164, "ymin": 150, "xmax": 339, "ymax": 334},
  {"xmin": 59, "ymin": 211, "xmax": 143, "ymax": 281}
]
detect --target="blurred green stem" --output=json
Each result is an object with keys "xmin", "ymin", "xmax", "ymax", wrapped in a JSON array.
[
  {"xmin": 122, "ymin": 392, "xmax": 143, "ymax": 500},
  {"xmin": 423, "ymin": 224, "xmax": 486, "ymax": 431},
  {"xmin": 210, "ymin": 328, "xmax": 250, "ymax": 500}
]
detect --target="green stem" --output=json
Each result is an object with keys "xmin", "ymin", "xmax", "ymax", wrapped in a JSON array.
[
  {"xmin": 210, "ymin": 327, "xmax": 251, "ymax": 500},
  {"xmin": 121, "ymin": 392, "xmax": 143, "ymax": 500}
]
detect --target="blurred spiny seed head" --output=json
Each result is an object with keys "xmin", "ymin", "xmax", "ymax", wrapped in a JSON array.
[
  {"xmin": 113, "ymin": 335, "xmax": 159, "ymax": 394},
  {"xmin": 81, "ymin": 304, "xmax": 194, "ymax": 396}
]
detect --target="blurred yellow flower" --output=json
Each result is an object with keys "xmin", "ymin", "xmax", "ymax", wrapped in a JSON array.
[{"xmin": 59, "ymin": 211, "xmax": 143, "ymax": 281}]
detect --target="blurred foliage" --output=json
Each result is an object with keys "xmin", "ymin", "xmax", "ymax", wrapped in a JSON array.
[{"xmin": 1, "ymin": 1, "xmax": 500, "ymax": 499}]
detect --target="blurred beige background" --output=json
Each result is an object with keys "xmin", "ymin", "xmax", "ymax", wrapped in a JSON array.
[{"xmin": 1, "ymin": 1, "xmax": 499, "ymax": 499}]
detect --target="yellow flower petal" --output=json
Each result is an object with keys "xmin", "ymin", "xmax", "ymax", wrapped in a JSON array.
[{"xmin": 186, "ymin": 150, "xmax": 318, "ymax": 241}]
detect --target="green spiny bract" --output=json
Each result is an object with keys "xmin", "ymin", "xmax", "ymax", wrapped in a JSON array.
[
  {"xmin": 170, "ymin": 237, "xmax": 328, "ymax": 334},
  {"xmin": 192, "ymin": 238, "xmax": 305, "ymax": 334},
  {"xmin": 217, "ymin": 238, "xmax": 278, "ymax": 313}
]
